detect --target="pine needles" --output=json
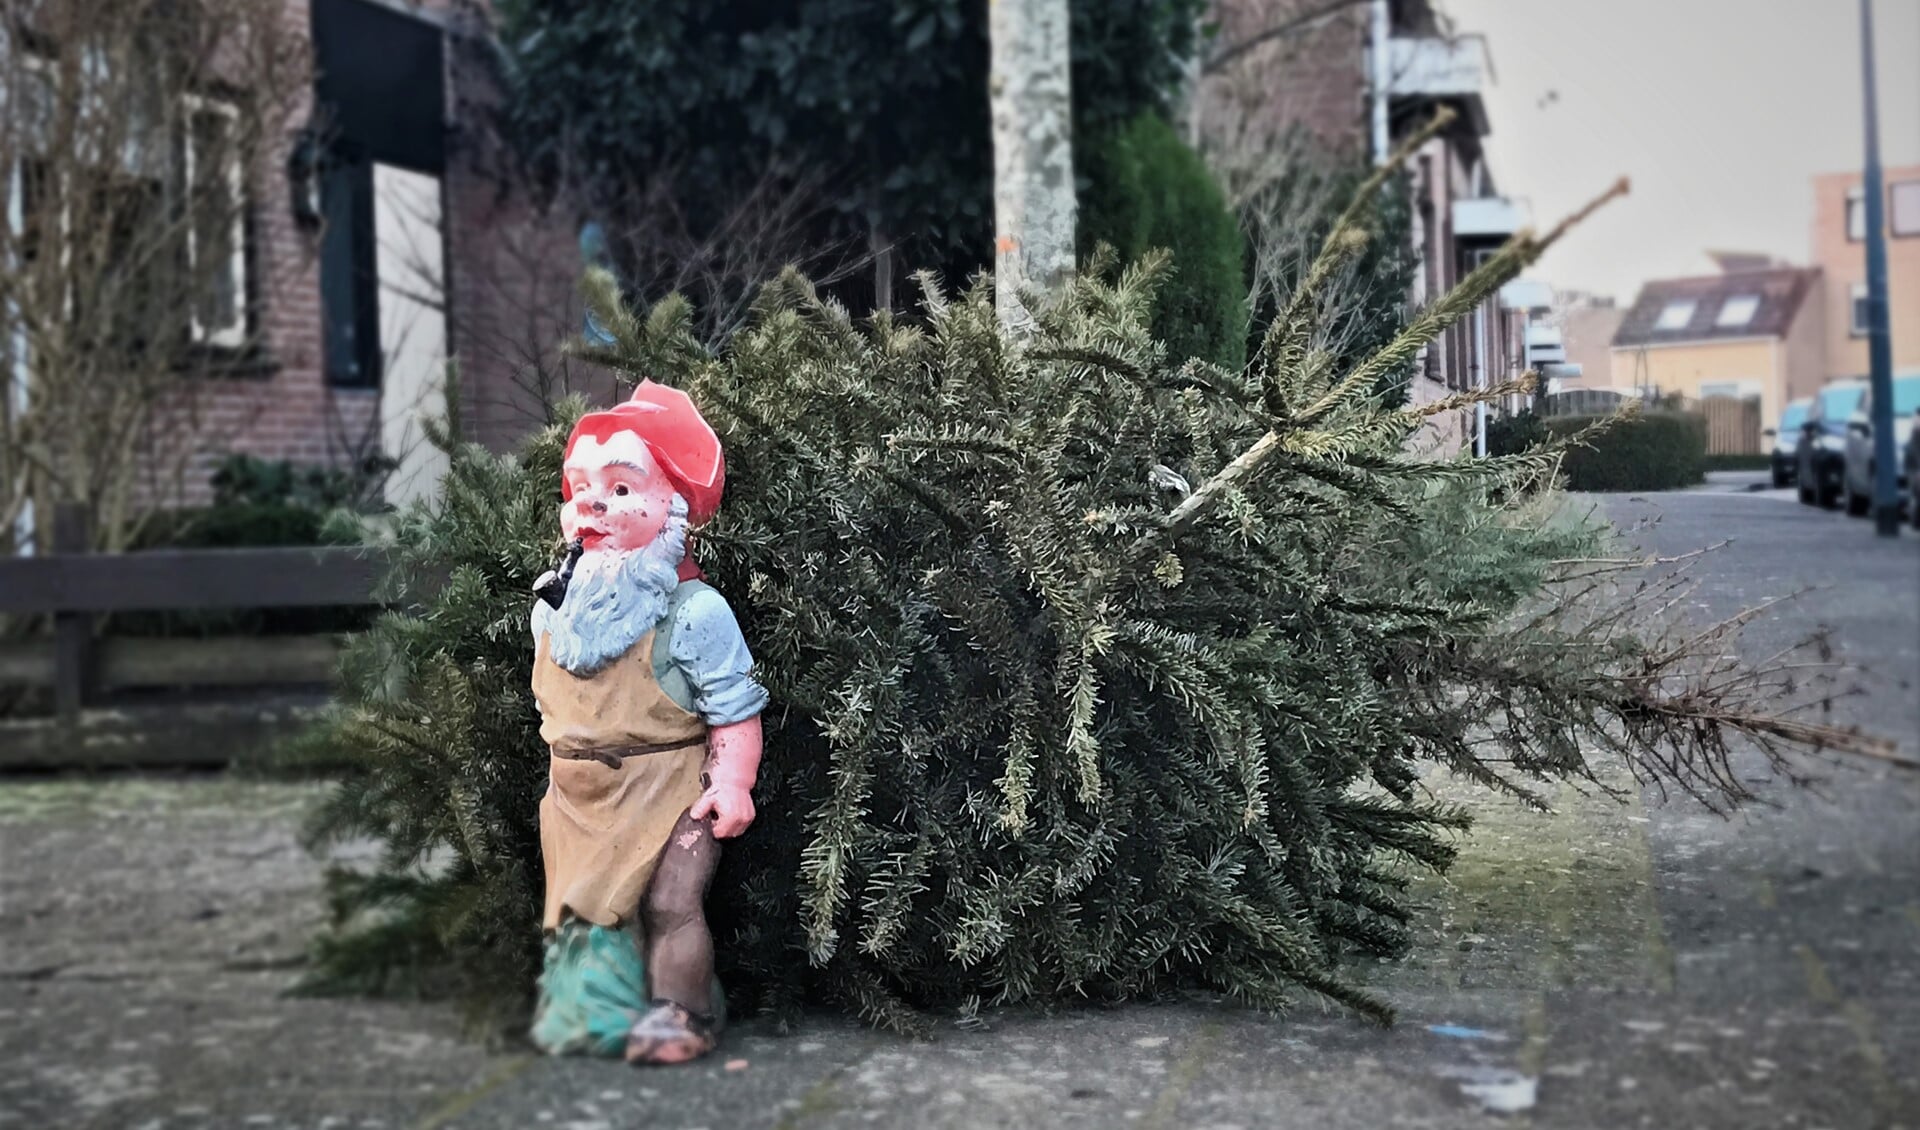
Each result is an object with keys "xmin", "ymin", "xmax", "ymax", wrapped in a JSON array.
[{"xmin": 300, "ymin": 167, "xmax": 1890, "ymax": 1037}]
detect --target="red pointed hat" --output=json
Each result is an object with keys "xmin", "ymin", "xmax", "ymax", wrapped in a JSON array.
[{"xmin": 562, "ymin": 380, "xmax": 726, "ymax": 524}]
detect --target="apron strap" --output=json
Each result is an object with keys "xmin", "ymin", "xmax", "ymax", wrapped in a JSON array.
[{"xmin": 555, "ymin": 738, "xmax": 707, "ymax": 769}]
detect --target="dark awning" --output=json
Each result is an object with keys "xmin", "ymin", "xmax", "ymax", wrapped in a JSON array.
[{"xmin": 311, "ymin": 0, "xmax": 446, "ymax": 174}]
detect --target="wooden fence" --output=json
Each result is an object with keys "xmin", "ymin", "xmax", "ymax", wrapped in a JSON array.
[
  {"xmin": 1697, "ymin": 397, "xmax": 1762, "ymax": 455},
  {"xmin": 0, "ymin": 504, "xmax": 388, "ymax": 724},
  {"xmin": 1538, "ymin": 388, "xmax": 1634, "ymax": 417}
]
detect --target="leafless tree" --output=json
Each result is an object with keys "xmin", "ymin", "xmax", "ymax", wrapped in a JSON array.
[
  {"xmin": 596, "ymin": 165, "xmax": 874, "ymax": 351},
  {"xmin": 434, "ymin": 155, "xmax": 872, "ymax": 445},
  {"xmin": 0, "ymin": 0, "xmax": 308, "ymax": 554}
]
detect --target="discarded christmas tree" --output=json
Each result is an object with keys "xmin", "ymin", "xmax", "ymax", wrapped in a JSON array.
[{"xmin": 303, "ymin": 138, "xmax": 1884, "ymax": 1033}]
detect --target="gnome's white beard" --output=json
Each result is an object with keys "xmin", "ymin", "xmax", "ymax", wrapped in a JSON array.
[{"xmin": 539, "ymin": 496, "xmax": 690, "ymax": 677}]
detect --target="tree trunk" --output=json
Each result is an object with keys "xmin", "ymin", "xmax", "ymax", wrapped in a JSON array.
[{"xmin": 990, "ymin": 0, "xmax": 1076, "ymax": 329}]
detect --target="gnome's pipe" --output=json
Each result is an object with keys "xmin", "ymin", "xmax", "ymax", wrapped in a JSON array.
[{"xmin": 534, "ymin": 538, "xmax": 586, "ymax": 609}]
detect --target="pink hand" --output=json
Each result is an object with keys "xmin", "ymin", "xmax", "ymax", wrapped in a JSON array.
[{"xmin": 690, "ymin": 784, "xmax": 756, "ymax": 839}]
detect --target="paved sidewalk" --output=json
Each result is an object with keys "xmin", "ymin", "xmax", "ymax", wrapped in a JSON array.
[{"xmin": 2, "ymin": 492, "xmax": 1916, "ymax": 1129}]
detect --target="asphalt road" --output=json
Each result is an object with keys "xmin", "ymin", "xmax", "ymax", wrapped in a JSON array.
[
  {"xmin": 1513, "ymin": 488, "xmax": 1920, "ymax": 1130},
  {"xmin": 2, "ymin": 489, "xmax": 1916, "ymax": 1129}
]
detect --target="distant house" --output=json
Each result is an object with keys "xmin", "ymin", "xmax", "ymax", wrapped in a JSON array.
[
  {"xmin": 1550, "ymin": 296, "xmax": 1624, "ymax": 395},
  {"xmin": 1809, "ymin": 164, "xmax": 1920, "ymax": 381},
  {"xmin": 1609, "ymin": 265, "xmax": 1825, "ymax": 430}
]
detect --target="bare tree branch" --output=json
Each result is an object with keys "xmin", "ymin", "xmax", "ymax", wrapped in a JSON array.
[{"xmin": 1, "ymin": 0, "xmax": 310, "ymax": 558}]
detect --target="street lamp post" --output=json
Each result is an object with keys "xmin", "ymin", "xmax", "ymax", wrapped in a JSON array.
[{"xmin": 1857, "ymin": 0, "xmax": 1899, "ymax": 537}]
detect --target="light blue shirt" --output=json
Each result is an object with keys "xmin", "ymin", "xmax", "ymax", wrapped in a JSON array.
[
  {"xmin": 532, "ymin": 580, "xmax": 768, "ymax": 726},
  {"xmin": 651, "ymin": 582, "xmax": 769, "ymax": 726}
]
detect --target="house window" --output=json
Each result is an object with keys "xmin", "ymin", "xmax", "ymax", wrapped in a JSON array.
[
  {"xmin": 1654, "ymin": 300, "xmax": 1696, "ymax": 331},
  {"xmin": 1893, "ymin": 181, "xmax": 1920, "ymax": 238},
  {"xmin": 1846, "ymin": 188, "xmax": 1866, "ymax": 241},
  {"xmin": 183, "ymin": 95, "xmax": 248, "ymax": 349},
  {"xmin": 319, "ymin": 147, "xmax": 381, "ymax": 388},
  {"xmin": 1851, "ymin": 283, "xmax": 1870, "ymax": 336},
  {"xmin": 9, "ymin": 43, "xmax": 252, "ymax": 357},
  {"xmin": 1714, "ymin": 295, "xmax": 1759, "ymax": 328}
]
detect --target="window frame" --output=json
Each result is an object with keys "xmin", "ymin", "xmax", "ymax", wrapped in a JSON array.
[
  {"xmin": 11, "ymin": 50, "xmax": 74, "ymax": 320},
  {"xmin": 1850, "ymin": 283, "xmax": 1870, "ymax": 337},
  {"xmin": 180, "ymin": 92, "xmax": 250, "ymax": 350},
  {"xmin": 1846, "ymin": 187, "xmax": 1866, "ymax": 242}
]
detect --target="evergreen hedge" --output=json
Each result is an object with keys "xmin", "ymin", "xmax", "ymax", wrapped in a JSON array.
[
  {"xmin": 1078, "ymin": 113, "xmax": 1248, "ymax": 371},
  {"xmin": 1516, "ymin": 412, "xmax": 1706, "ymax": 492}
]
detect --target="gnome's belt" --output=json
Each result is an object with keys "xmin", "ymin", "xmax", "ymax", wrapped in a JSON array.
[{"xmin": 552, "ymin": 739, "xmax": 706, "ymax": 769}]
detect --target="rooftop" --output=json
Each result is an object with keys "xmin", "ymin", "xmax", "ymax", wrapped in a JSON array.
[{"xmin": 1611, "ymin": 267, "xmax": 1818, "ymax": 349}]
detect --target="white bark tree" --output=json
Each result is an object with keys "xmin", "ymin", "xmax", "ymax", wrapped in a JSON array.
[{"xmin": 989, "ymin": 0, "xmax": 1076, "ymax": 329}]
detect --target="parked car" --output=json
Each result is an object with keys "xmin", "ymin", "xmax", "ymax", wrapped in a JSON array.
[
  {"xmin": 1798, "ymin": 381, "xmax": 1866, "ymax": 507},
  {"xmin": 1907, "ymin": 408, "xmax": 1920, "ymax": 529},
  {"xmin": 1841, "ymin": 373, "xmax": 1920, "ymax": 517},
  {"xmin": 1767, "ymin": 398, "xmax": 1811, "ymax": 488}
]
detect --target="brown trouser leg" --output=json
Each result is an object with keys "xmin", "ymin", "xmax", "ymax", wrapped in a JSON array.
[{"xmin": 641, "ymin": 808, "xmax": 720, "ymax": 1015}]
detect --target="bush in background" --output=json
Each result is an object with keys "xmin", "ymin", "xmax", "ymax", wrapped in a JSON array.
[
  {"xmin": 136, "ymin": 454, "xmax": 393, "ymax": 551},
  {"xmin": 494, "ymin": 0, "xmax": 1206, "ymax": 298},
  {"xmin": 1485, "ymin": 412, "xmax": 1549, "ymax": 460},
  {"xmin": 1224, "ymin": 139, "xmax": 1419, "ymax": 408},
  {"xmin": 1492, "ymin": 411, "xmax": 1706, "ymax": 492},
  {"xmin": 1078, "ymin": 113, "xmax": 1248, "ymax": 370},
  {"xmin": 117, "ymin": 454, "xmax": 393, "ymax": 638}
]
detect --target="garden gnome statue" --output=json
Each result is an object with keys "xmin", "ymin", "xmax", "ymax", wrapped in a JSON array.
[{"xmin": 527, "ymin": 381, "xmax": 767, "ymax": 1065}]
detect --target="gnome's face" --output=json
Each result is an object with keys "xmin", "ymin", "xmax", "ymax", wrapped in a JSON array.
[{"xmin": 560, "ymin": 429, "xmax": 680, "ymax": 554}]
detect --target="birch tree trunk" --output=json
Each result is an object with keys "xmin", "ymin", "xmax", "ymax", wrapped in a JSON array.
[{"xmin": 990, "ymin": 0, "xmax": 1076, "ymax": 329}]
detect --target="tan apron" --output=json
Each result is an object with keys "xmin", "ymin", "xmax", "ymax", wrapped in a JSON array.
[{"xmin": 533, "ymin": 630, "xmax": 708, "ymax": 931}]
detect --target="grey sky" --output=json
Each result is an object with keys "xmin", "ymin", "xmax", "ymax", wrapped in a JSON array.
[{"xmin": 1440, "ymin": 0, "xmax": 1920, "ymax": 303}]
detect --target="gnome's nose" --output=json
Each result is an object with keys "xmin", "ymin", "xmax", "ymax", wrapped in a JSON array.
[{"xmin": 590, "ymin": 500, "xmax": 608, "ymax": 515}]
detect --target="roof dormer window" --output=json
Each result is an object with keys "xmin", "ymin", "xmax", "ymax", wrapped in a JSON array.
[
  {"xmin": 1714, "ymin": 295, "xmax": 1759, "ymax": 328},
  {"xmin": 1654, "ymin": 300, "xmax": 1696, "ymax": 331}
]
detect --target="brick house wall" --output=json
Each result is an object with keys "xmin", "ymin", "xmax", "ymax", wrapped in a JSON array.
[
  {"xmin": 152, "ymin": 0, "xmax": 360, "ymax": 505},
  {"xmin": 151, "ymin": 0, "xmax": 588, "ymax": 508},
  {"xmin": 1194, "ymin": 0, "xmax": 1370, "ymax": 160},
  {"xmin": 1197, "ymin": 0, "xmax": 1476, "ymax": 456}
]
